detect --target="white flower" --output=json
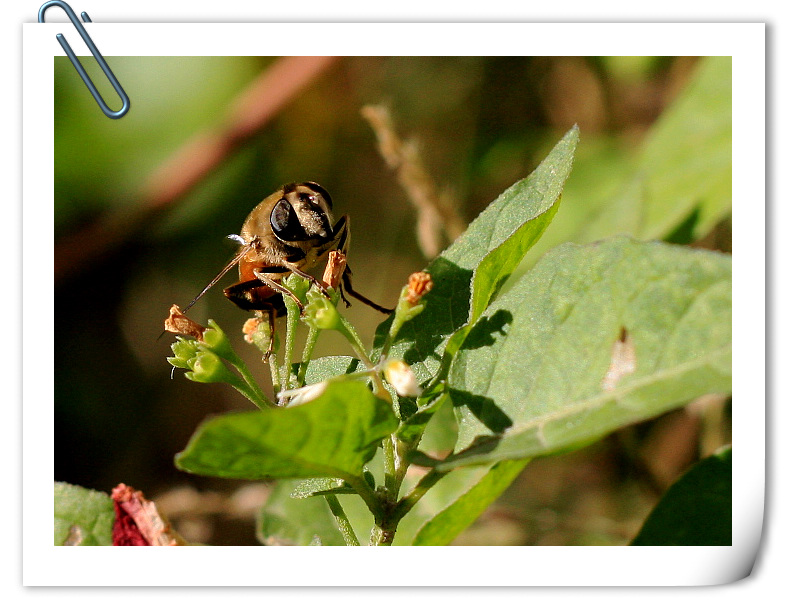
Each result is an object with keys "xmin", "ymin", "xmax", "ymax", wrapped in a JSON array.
[
  {"xmin": 382, "ymin": 360, "xmax": 422, "ymax": 398},
  {"xmin": 277, "ymin": 381, "xmax": 328, "ymax": 407}
]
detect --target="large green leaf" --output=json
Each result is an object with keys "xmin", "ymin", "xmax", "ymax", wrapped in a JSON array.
[
  {"xmin": 577, "ymin": 56, "xmax": 732, "ymax": 243},
  {"xmin": 54, "ymin": 482, "xmax": 114, "ymax": 546},
  {"xmin": 443, "ymin": 236, "xmax": 731, "ymax": 468},
  {"xmin": 631, "ymin": 446, "xmax": 732, "ymax": 545},
  {"xmin": 519, "ymin": 57, "xmax": 732, "ymax": 283},
  {"xmin": 175, "ymin": 380, "xmax": 398, "ymax": 481},
  {"xmin": 374, "ymin": 126, "xmax": 579, "ymax": 383}
]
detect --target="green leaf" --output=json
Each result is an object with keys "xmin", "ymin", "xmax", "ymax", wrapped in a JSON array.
[
  {"xmin": 295, "ymin": 355, "xmax": 363, "ymax": 385},
  {"xmin": 578, "ymin": 56, "xmax": 732, "ymax": 243},
  {"xmin": 519, "ymin": 57, "xmax": 732, "ymax": 283},
  {"xmin": 392, "ymin": 466, "xmax": 489, "ymax": 545},
  {"xmin": 397, "ymin": 393, "xmax": 452, "ymax": 446},
  {"xmin": 257, "ymin": 480, "xmax": 346, "ymax": 546},
  {"xmin": 469, "ymin": 125, "xmax": 580, "ymax": 326},
  {"xmin": 175, "ymin": 380, "xmax": 398, "ymax": 480},
  {"xmin": 631, "ymin": 446, "xmax": 732, "ymax": 545},
  {"xmin": 443, "ymin": 236, "xmax": 731, "ymax": 468},
  {"xmin": 412, "ymin": 459, "xmax": 528, "ymax": 545},
  {"xmin": 375, "ymin": 126, "xmax": 580, "ymax": 384},
  {"xmin": 54, "ymin": 482, "xmax": 115, "ymax": 546},
  {"xmin": 290, "ymin": 477, "xmax": 355, "ymax": 498}
]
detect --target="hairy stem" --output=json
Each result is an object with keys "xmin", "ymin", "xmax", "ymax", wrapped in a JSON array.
[
  {"xmin": 324, "ymin": 495, "xmax": 360, "ymax": 546},
  {"xmin": 296, "ymin": 326, "xmax": 322, "ymax": 387},
  {"xmin": 281, "ymin": 296, "xmax": 302, "ymax": 396},
  {"xmin": 226, "ymin": 359, "xmax": 274, "ymax": 410}
]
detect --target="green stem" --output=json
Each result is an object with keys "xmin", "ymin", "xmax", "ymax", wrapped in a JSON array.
[
  {"xmin": 281, "ymin": 295, "xmax": 301, "ymax": 394},
  {"xmin": 382, "ymin": 436, "xmax": 397, "ymax": 491},
  {"xmin": 338, "ymin": 316, "xmax": 389, "ymax": 400},
  {"xmin": 223, "ymin": 375, "xmax": 273, "ymax": 411},
  {"xmin": 391, "ymin": 468, "xmax": 447, "ymax": 522},
  {"xmin": 296, "ymin": 326, "xmax": 322, "ymax": 387},
  {"xmin": 228, "ymin": 358, "xmax": 273, "ymax": 409},
  {"xmin": 370, "ymin": 522, "xmax": 396, "ymax": 546},
  {"xmin": 268, "ymin": 349, "xmax": 281, "ymax": 397},
  {"xmin": 324, "ymin": 495, "xmax": 360, "ymax": 546},
  {"xmin": 379, "ymin": 312, "xmax": 406, "ymax": 362},
  {"xmin": 345, "ymin": 474, "xmax": 381, "ymax": 522}
]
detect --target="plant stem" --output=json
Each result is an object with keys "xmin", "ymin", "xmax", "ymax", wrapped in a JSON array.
[
  {"xmin": 281, "ymin": 295, "xmax": 301, "ymax": 394},
  {"xmin": 268, "ymin": 349, "xmax": 281, "ymax": 397},
  {"xmin": 338, "ymin": 316, "xmax": 389, "ymax": 401},
  {"xmin": 391, "ymin": 468, "xmax": 447, "ymax": 522},
  {"xmin": 345, "ymin": 474, "xmax": 381, "ymax": 523},
  {"xmin": 382, "ymin": 436, "xmax": 397, "ymax": 491},
  {"xmin": 296, "ymin": 326, "xmax": 321, "ymax": 387},
  {"xmin": 324, "ymin": 495, "xmax": 360, "ymax": 546},
  {"xmin": 370, "ymin": 522, "xmax": 396, "ymax": 546},
  {"xmin": 225, "ymin": 376, "xmax": 274, "ymax": 411},
  {"xmin": 227, "ymin": 358, "xmax": 273, "ymax": 410}
]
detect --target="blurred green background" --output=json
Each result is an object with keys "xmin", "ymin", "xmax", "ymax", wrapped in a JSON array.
[{"xmin": 54, "ymin": 56, "xmax": 731, "ymax": 545}]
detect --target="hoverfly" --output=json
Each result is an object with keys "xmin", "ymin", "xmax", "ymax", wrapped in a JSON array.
[{"xmin": 180, "ymin": 182, "xmax": 393, "ymax": 357}]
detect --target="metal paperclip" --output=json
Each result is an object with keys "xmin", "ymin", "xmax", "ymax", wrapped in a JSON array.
[{"xmin": 38, "ymin": 1, "xmax": 130, "ymax": 119}]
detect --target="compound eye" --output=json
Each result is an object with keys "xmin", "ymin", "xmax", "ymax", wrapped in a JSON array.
[{"xmin": 270, "ymin": 198, "xmax": 307, "ymax": 241}]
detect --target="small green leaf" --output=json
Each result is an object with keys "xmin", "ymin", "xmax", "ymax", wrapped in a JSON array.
[
  {"xmin": 392, "ymin": 466, "xmax": 490, "ymax": 545},
  {"xmin": 444, "ymin": 236, "xmax": 731, "ymax": 468},
  {"xmin": 175, "ymin": 380, "xmax": 398, "ymax": 481},
  {"xmin": 295, "ymin": 356, "xmax": 363, "ymax": 386},
  {"xmin": 375, "ymin": 126, "xmax": 580, "ymax": 384},
  {"xmin": 397, "ymin": 393, "xmax": 451, "ymax": 445},
  {"xmin": 54, "ymin": 482, "xmax": 114, "ymax": 546},
  {"xmin": 290, "ymin": 477, "xmax": 355, "ymax": 499},
  {"xmin": 631, "ymin": 446, "xmax": 732, "ymax": 545}
]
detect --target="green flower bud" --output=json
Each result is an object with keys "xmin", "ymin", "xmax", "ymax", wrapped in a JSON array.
[
  {"xmin": 303, "ymin": 293, "xmax": 342, "ymax": 331},
  {"xmin": 168, "ymin": 337, "xmax": 199, "ymax": 369},
  {"xmin": 185, "ymin": 351, "xmax": 237, "ymax": 384},
  {"xmin": 201, "ymin": 320, "xmax": 234, "ymax": 361},
  {"xmin": 387, "ymin": 273, "xmax": 433, "ymax": 342},
  {"xmin": 283, "ymin": 273, "xmax": 311, "ymax": 304}
]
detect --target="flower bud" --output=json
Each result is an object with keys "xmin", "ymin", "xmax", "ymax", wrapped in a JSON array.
[
  {"xmin": 201, "ymin": 320, "xmax": 234, "ymax": 361},
  {"xmin": 303, "ymin": 293, "xmax": 342, "ymax": 331},
  {"xmin": 389, "ymin": 272, "xmax": 433, "ymax": 339},
  {"xmin": 382, "ymin": 360, "xmax": 422, "ymax": 397},
  {"xmin": 277, "ymin": 381, "xmax": 329, "ymax": 407},
  {"xmin": 168, "ymin": 337, "xmax": 199, "ymax": 369},
  {"xmin": 405, "ymin": 272, "xmax": 433, "ymax": 306},
  {"xmin": 283, "ymin": 273, "xmax": 311, "ymax": 304},
  {"xmin": 185, "ymin": 351, "xmax": 236, "ymax": 384}
]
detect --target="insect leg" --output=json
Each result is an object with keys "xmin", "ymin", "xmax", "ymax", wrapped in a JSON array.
[
  {"xmin": 342, "ymin": 266, "xmax": 394, "ymax": 314},
  {"xmin": 337, "ymin": 281, "xmax": 352, "ymax": 308},
  {"xmin": 253, "ymin": 269, "xmax": 305, "ymax": 312},
  {"xmin": 281, "ymin": 261, "xmax": 332, "ymax": 299}
]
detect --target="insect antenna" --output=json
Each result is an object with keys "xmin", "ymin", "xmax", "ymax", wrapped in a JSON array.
[{"xmin": 181, "ymin": 242, "xmax": 252, "ymax": 314}]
